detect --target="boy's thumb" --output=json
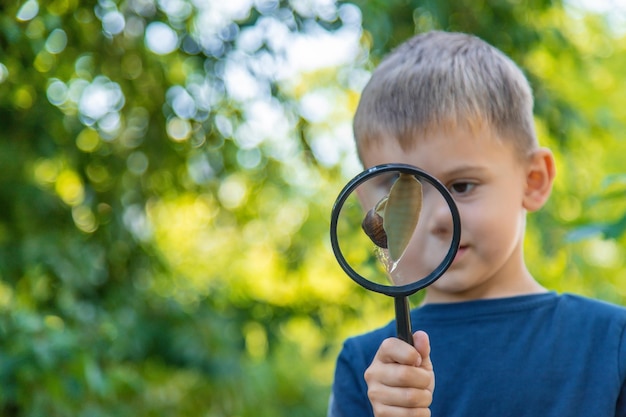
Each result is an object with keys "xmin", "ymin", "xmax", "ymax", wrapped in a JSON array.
[{"xmin": 413, "ymin": 330, "xmax": 433, "ymax": 370}]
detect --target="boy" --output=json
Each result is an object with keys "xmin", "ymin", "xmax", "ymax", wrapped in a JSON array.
[{"xmin": 328, "ymin": 31, "xmax": 626, "ymax": 417}]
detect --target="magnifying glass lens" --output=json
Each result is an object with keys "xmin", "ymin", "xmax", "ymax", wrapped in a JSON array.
[{"xmin": 334, "ymin": 170, "xmax": 456, "ymax": 290}]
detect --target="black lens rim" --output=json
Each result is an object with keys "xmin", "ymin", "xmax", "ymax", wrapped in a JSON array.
[{"xmin": 330, "ymin": 163, "xmax": 461, "ymax": 297}]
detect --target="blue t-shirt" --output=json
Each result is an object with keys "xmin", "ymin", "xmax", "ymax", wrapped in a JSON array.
[{"xmin": 328, "ymin": 292, "xmax": 626, "ymax": 416}]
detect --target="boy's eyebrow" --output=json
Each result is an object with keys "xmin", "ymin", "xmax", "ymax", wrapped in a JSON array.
[{"xmin": 439, "ymin": 165, "xmax": 490, "ymax": 178}]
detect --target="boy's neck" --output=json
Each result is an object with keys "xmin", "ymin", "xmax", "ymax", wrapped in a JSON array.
[{"xmin": 421, "ymin": 274, "xmax": 548, "ymax": 305}]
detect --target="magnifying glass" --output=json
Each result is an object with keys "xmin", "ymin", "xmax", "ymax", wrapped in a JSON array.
[{"xmin": 329, "ymin": 164, "xmax": 461, "ymax": 345}]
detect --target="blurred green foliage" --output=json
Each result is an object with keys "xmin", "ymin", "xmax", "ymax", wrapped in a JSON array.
[{"xmin": 0, "ymin": 0, "xmax": 625, "ymax": 415}]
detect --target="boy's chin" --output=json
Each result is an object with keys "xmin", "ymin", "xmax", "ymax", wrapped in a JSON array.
[{"xmin": 424, "ymin": 275, "xmax": 485, "ymax": 302}]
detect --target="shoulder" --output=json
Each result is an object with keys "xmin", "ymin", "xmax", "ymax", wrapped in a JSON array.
[
  {"xmin": 552, "ymin": 293, "xmax": 626, "ymax": 345},
  {"xmin": 556, "ymin": 293, "xmax": 626, "ymax": 319},
  {"xmin": 555, "ymin": 294, "xmax": 626, "ymax": 386}
]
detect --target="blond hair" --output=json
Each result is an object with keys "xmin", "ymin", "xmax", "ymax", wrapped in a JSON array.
[{"xmin": 354, "ymin": 31, "xmax": 538, "ymax": 160}]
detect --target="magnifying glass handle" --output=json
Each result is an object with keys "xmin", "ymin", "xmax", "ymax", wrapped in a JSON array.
[{"xmin": 394, "ymin": 296, "xmax": 413, "ymax": 346}]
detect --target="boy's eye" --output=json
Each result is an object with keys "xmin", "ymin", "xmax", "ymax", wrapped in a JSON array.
[
  {"xmin": 375, "ymin": 173, "xmax": 400, "ymax": 192},
  {"xmin": 449, "ymin": 182, "xmax": 475, "ymax": 195}
]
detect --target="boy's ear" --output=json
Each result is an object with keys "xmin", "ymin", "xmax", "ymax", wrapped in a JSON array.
[{"xmin": 523, "ymin": 147, "xmax": 556, "ymax": 212}]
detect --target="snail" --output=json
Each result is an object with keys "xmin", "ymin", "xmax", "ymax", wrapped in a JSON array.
[
  {"xmin": 361, "ymin": 173, "xmax": 423, "ymax": 262},
  {"xmin": 361, "ymin": 197, "xmax": 388, "ymax": 249}
]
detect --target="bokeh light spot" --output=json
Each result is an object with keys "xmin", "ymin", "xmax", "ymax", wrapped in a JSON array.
[
  {"xmin": 33, "ymin": 159, "xmax": 60, "ymax": 185},
  {"xmin": 46, "ymin": 79, "xmax": 68, "ymax": 105},
  {"xmin": 72, "ymin": 205, "xmax": 98, "ymax": 233},
  {"xmin": 34, "ymin": 51, "xmax": 55, "ymax": 73},
  {"xmin": 218, "ymin": 175, "xmax": 248, "ymax": 209},
  {"xmin": 167, "ymin": 86, "xmax": 197, "ymax": 119},
  {"xmin": 127, "ymin": 151, "xmax": 149, "ymax": 175},
  {"xmin": 25, "ymin": 17, "xmax": 45, "ymax": 39},
  {"xmin": 236, "ymin": 148, "xmax": 262, "ymax": 169},
  {"xmin": 145, "ymin": 22, "xmax": 178, "ymax": 55},
  {"xmin": 0, "ymin": 64, "xmax": 9, "ymax": 84},
  {"xmin": 16, "ymin": 0, "xmax": 39, "ymax": 21},
  {"xmin": 0, "ymin": 280, "xmax": 13, "ymax": 311},
  {"xmin": 78, "ymin": 76, "xmax": 125, "ymax": 125},
  {"xmin": 55, "ymin": 170, "xmax": 85, "ymax": 206},
  {"xmin": 102, "ymin": 10, "xmax": 125, "ymax": 35},
  {"xmin": 45, "ymin": 29, "xmax": 68, "ymax": 54},
  {"xmin": 86, "ymin": 163, "xmax": 111, "ymax": 185},
  {"xmin": 244, "ymin": 322, "xmax": 268, "ymax": 360},
  {"xmin": 166, "ymin": 117, "xmax": 191, "ymax": 141},
  {"xmin": 14, "ymin": 87, "xmax": 35, "ymax": 109},
  {"xmin": 76, "ymin": 128, "xmax": 100, "ymax": 152}
]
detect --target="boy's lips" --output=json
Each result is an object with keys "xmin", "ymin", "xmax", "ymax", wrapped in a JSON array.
[{"xmin": 453, "ymin": 244, "xmax": 469, "ymax": 262}]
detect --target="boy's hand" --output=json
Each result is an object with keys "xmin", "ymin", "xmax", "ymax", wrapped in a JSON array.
[{"xmin": 365, "ymin": 330, "xmax": 434, "ymax": 417}]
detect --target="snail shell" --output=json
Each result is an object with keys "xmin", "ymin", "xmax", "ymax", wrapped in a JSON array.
[{"xmin": 361, "ymin": 203, "xmax": 388, "ymax": 248}]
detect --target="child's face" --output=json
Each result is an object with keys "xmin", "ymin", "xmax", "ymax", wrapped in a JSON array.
[{"xmin": 358, "ymin": 125, "xmax": 533, "ymax": 303}]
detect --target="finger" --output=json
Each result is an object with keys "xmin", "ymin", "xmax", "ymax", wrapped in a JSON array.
[
  {"xmin": 371, "ymin": 403, "xmax": 433, "ymax": 417},
  {"xmin": 413, "ymin": 330, "xmax": 435, "ymax": 393},
  {"xmin": 376, "ymin": 337, "xmax": 422, "ymax": 366},
  {"xmin": 368, "ymin": 380, "xmax": 434, "ymax": 407},
  {"xmin": 413, "ymin": 330, "xmax": 432, "ymax": 371},
  {"xmin": 371, "ymin": 401, "xmax": 433, "ymax": 416},
  {"xmin": 367, "ymin": 362, "xmax": 434, "ymax": 389}
]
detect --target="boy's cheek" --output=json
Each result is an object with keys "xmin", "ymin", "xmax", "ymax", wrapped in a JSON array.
[{"xmin": 356, "ymin": 187, "xmax": 385, "ymax": 210}]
